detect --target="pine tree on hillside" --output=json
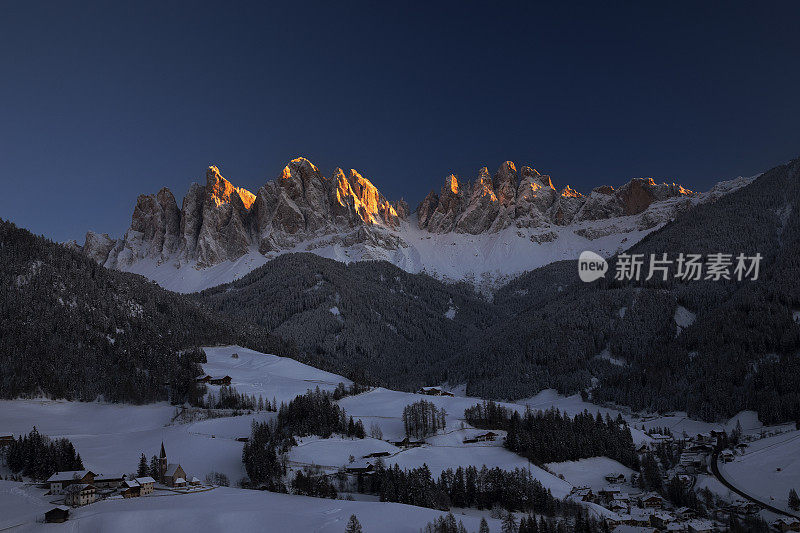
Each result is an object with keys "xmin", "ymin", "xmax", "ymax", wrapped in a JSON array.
[
  {"xmin": 502, "ymin": 511, "xmax": 518, "ymax": 533},
  {"xmin": 344, "ymin": 514, "xmax": 362, "ymax": 533},
  {"xmin": 789, "ymin": 488, "xmax": 800, "ymax": 510},
  {"xmin": 137, "ymin": 453, "xmax": 149, "ymax": 477},
  {"xmin": 149, "ymin": 455, "xmax": 160, "ymax": 479},
  {"xmin": 479, "ymin": 517, "xmax": 490, "ymax": 533}
]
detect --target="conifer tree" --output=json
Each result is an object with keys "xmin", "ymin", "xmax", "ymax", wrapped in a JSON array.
[
  {"xmin": 502, "ymin": 511, "xmax": 518, "ymax": 533},
  {"xmin": 137, "ymin": 453, "xmax": 149, "ymax": 477},
  {"xmin": 789, "ymin": 488, "xmax": 800, "ymax": 510},
  {"xmin": 344, "ymin": 514, "xmax": 362, "ymax": 533}
]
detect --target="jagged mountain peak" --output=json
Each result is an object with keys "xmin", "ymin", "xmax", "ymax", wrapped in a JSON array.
[
  {"xmin": 205, "ymin": 165, "xmax": 255, "ymax": 209},
  {"xmin": 80, "ymin": 156, "xmax": 748, "ymax": 293}
]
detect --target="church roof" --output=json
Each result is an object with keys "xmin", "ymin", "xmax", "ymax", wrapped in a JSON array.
[{"xmin": 164, "ymin": 463, "xmax": 183, "ymax": 477}]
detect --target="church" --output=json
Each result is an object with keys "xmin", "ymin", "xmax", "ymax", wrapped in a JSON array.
[{"xmin": 157, "ymin": 442, "xmax": 187, "ymax": 488}]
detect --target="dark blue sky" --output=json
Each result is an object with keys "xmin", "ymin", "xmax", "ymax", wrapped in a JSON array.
[{"xmin": 2, "ymin": 1, "xmax": 799, "ymax": 242}]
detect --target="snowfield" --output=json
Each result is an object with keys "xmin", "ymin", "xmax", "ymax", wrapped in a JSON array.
[
  {"xmin": 545, "ymin": 457, "xmax": 635, "ymax": 491},
  {"xmin": 718, "ymin": 430, "xmax": 800, "ymax": 513},
  {"xmin": 2, "ymin": 482, "xmax": 503, "ymax": 533},
  {"xmin": 120, "ymin": 217, "xmax": 656, "ymax": 293},
  {"xmin": 201, "ymin": 345, "xmax": 352, "ymax": 404},
  {"xmin": 0, "ymin": 344, "xmax": 788, "ymax": 530}
]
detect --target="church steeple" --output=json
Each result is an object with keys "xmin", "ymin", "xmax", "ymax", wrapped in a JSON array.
[{"xmin": 158, "ymin": 441, "xmax": 167, "ymax": 483}]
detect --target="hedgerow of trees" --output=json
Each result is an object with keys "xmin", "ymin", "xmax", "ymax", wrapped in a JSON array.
[{"xmin": 465, "ymin": 401, "xmax": 637, "ymax": 467}]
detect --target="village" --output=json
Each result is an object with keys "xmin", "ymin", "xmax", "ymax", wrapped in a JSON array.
[
  {"xmin": 1, "ymin": 346, "xmax": 799, "ymax": 532},
  {"xmin": 22, "ymin": 442, "xmax": 208, "ymax": 524},
  {"xmin": 556, "ymin": 427, "xmax": 800, "ymax": 533}
]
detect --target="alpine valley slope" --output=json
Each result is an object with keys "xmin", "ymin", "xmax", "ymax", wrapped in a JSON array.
[
  {"xmin": 78, "ymin": 157, "xmax": 753, "ymax": 292},
  {"xmin": 457, "ymin": 156, "xmax": 800, "ymax": 423}
]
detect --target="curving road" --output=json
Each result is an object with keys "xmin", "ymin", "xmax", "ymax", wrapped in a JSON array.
[{"xmin": 710, "ymin": 451, "xmax": 800, "ymax": 520}]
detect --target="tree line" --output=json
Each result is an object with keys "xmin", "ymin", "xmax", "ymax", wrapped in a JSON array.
[
  {"xmin": 358, "ymin": 461, "xmax": 603, "ymax": 529},
  {"xmin": 242, "ymin": 387, "xmax": 366, "ymax": 489},
  {"xmin": 403, "ymin": 399, "xmax": 447, "ymax": 439},
  {"xmin": 464, "ymin": 402, "xmax": 637, "ymax": 467},
  {"xmin": 4, "ymin": 427, "xmax": 83, "ymax": 480}
]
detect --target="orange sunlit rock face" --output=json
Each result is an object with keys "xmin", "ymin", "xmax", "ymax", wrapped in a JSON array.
[
  {"xmin": 446, "ymin": 174, "xmax": 460, "ymax": 196},
  {"xmin": 206, "ymin": 166, "xmax": 255, "ymax": 210},
  {"xmin": 560, "ymin": 185, "xmax": 583, "ymax": 198}
]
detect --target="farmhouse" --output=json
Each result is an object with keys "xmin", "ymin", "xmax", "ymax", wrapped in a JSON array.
[
  {"xmin": 693, "ymin": 432, "xmax": 716, "ymax": 446},
  {"xmin": 0, "ymin": 434, "xmax": 13, "ymax": 447},
  {"xmin": 569, "ymin": 487, "xmax": 594, "ymax": 502},
  {"xmin": 209, "ymin": 375, "xmax": 232, "ymax": 385},
  {"xmin": 648, "ymin": 433, "xmax": 672, "ymax": 443},
  {"xmin": 44, "ymin": 506, "xmax": 70, "ymax": 523},
  {"xmin": 390, "ymin": 436, "xmax": 424, "ymax": 447},
  {"xmin": 640, "ymin": 493, "xmax": 664, "ymax": 509},
  {"xmin": 720, "ymin": 450, "xmax": 735, "ymax": 462},
  {"xmin": 463, "ymin": 431, "xmax": 498, "ymax": 444},
  {"xmin": 597, "ymin": 487, "xmax": 622, "ymax": 502},
  {"xmin": 195, "ymin": 374, "xmax": 211, "ymax": 383},
  {"xmin": 121, "ymin": 479, "xmax": 141, "ymax": 498},
  {"xmin": 93, "ymin": 473, "xmax": 126, "ymax": 489},
  {"xmin": 64, "ymin": 483, "xmax": 97, "ymax": 506},
  {"xmin": 686, "ymin": 519, "xmax": 715, "ymax": 533},
  {"xmin": 612, "ymin": 525, "xmax": 658, "ymax": 533},
  {"xmin": 417, "ymin": 387, "xmax": 454, "ymax": 397},
  {"xmin": 135, "ymin": 476, "xmax": 155, "ymax": 495},
  {"xmin": 345, "ymin": 460, "xmax": 374, "ymax": 474},
  {"xmin": 605, "ymin": 473, "xmax": 626, "ymax": 484},
  {"xmin": 47, "ymin": 470, "xmax": 96, "ymax": 494},
  {"xmin": 772, "ymin": 518, "xmax": 800, "ymax": 532},
  {"xmin": 362, "ymin": 451, "xmax": 392, "ymax": 459}
]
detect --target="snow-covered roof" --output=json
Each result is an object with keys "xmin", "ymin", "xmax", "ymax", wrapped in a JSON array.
[
  {"xmin": 135, "ymin": 476, "xmax": 155, "ymax": 484},
  {"xmin": 94, "ymin": 473, "xmax": 125, "ymax": 481},
  {"xmin": 685, "ymin": 519, "xmax": 715, "ymax": 530},
  {"xmin": 612, "ymin": 525, "xmax": 657, "ymax": 533},
  {"xmin": 190, "ymin": 477, "xmax": 200, "ymax": 483},
  {"xmin": 47, "ymin": 470, "xmax": 94, "ymax": 482},
  {"xmin": 124, "ymin": 480, "xmax": 140, "ymax": 488},
  {"xmin": 64, "ymin": 483, "xmax": 93, "ymax": 493},
  {"xmin": 174, "ymin": 477, "xmax": 186, "ymax": 484},
  {"xmin": 164, "ymin": 463, "xmax": 182, "ymax": 477}
]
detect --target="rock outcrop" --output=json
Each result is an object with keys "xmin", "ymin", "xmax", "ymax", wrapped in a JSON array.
[
  {"xmin": 83, "ymin": 156, "xmax": 713, "ymax": 283},
  {"xmin": 88, "ymin": 158, "xmax": 408, "ymax": 269},
  {"xmin": 415, "ymin": 162, "xmax": 695, "ymax": 233}
]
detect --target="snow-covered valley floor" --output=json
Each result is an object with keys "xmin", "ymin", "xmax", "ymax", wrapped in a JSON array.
[{"xmin": 1, "ymin": 345, "xmax": 794, "ymax": 531}]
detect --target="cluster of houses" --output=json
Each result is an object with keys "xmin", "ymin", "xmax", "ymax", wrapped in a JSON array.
[
  {"xmin": 42, "ymin": 442, "xmax": 200, "ymax": 521},
  {"xmin": 570, "ymin": 485, "xmax": 721, "ymax": 531},
  {"xmin": 772, "ymin": 517, "xmax": 800, "ymax": 532}
]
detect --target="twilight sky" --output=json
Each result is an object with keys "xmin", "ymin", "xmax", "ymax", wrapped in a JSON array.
[{"xmin": 2, "ymin": 1, "xmax": 800, "ymax": 242}]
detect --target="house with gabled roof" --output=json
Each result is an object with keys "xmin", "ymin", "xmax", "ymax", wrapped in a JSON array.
[
  {"xmin": 45, "ymin": 506, "xmax": 70, "ymax": 523},
  {"xmin": 93, "ymin": 473, "xmax": 126, "ymax": 489},
  {"xmin": 64, "ymin": 483, "xmax": 96, "ymax": 506},
  {"xmin": 135, "ymin": 476, "xmax": 155, "ymax": 495},
  {"xmin": 47, "ymin": 470, "xmax": 96, "ymax": 494}
]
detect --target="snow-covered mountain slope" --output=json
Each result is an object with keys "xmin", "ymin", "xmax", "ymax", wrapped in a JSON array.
[
  {"xmin": 79, "ymin": 157, "xmax": 756, "ymax": 293},
  {"xmin": 3, "ymin": 345, "xmax": 791, "ymax": 532}
]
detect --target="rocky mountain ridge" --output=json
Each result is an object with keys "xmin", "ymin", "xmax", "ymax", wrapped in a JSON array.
[{"xmin": 81, "ymin": 157, "xmax": 751, "ymax": 292}]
